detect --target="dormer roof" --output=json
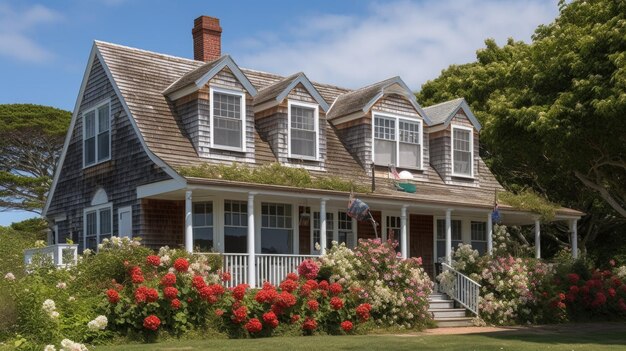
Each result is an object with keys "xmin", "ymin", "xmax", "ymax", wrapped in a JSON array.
[
  {"xmin": 326, "ymin": 76, "xmax": 431, "ymax": 125},
  {"xmin": 253, "ymin": 72, "xmax": 330, "ymax": 112},
  {"xmin": 423, "ymin": 97, "xmax": 482, "ymax": 131},
  {"xmin": 163, "ymin": 55, "xmax": 258, "ymax": 100}
]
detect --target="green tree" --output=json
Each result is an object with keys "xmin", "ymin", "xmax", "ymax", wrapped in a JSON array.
[
  {"xmin": 417, "ymin": 0, "xmax": 626, "ymax": 257},
  {"xmin": 0, "ymin": 104, "xmax": 71, "ymax": 213}
]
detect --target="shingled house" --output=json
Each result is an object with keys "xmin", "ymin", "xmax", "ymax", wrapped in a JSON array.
[{"xmin": 42, "ymin": 16, "xmax": 582, "ymax": 289}]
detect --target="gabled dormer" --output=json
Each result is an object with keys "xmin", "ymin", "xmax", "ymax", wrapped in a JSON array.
[
  {"xmin": 253, "ymin": 72, "xmax": 330, "ymax": 169},
  {"xmin": 423, "ymin": 98, "xmax": 482, "ymax": 186},
  {"xmin": 327, "ymin": 77, "xmax": 432, "ymax": 180}
]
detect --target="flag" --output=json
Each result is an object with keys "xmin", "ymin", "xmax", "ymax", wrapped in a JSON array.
[
  {"xmin": 491, "ymin": 203, "xmax": 501, "ymax": 224},
  {"xmin": 390, "ymin": 165, "xmax": 400, "ymax": 180}
]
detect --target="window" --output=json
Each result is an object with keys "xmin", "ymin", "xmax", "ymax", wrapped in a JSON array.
[
  {"xmin": 83, "ymin": 204, "xmax": 112, "ymax": 251},
  {"xmin": 83, "ymin": 101, "xmax": 111, "ymax": 167},
  {"xmin": 386, "ymin": 215, "xmax": 402, "ymax": 253},
  {"xmin": 471, "ymin": 221, "xmax": 487, "ymax": 255},
  {"xmin": 313, "ymin": 212, "xmax": 334, "ymax": 254},
  {"xmin": 373, "ymin": 114, "xmax": 422, "ymax": 169},
  {"xmin": 452, "ymin": 126, "xmax": 473, "ymax": 177},
  {"xmin": 210, "ymin": 87, "xmax": 246, "ymax": 151},
  {"xmin": 288, "ymin": 101, "xmax": 319, "ymax": 159},
  {"xmin": 337, "ymin": 212, "xmax": 354, "ymax": 248},
  {"xmin": 224, "ymin": 200, "xmax": 247, "ymax": 253},
  {"xmin": 436, "ymin": 219, "xmax": 462, "ymax": 261},
  {"xmin": 193, "ymin": 202, "xmax": 214, "ymax": 252},
  {"xmin": 261, "ymin": 203, "xmax": 293, "ymax": 254}
]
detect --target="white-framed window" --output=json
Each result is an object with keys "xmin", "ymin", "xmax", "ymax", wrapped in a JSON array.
[
  {"xmin": 451, "ymin": 125, "xmax": 473, "ymax": 177},
  {"xmin": 288, "ymin": 100, "xmax": 319, "ymax": 160},
  {"xmin": 436, "ymin": 219, "xmax": 462, "ymax": 261},
  {"xmin": 261, "ymin": 203, "xmax": 293, "ymax": 254},
  {"xmin": 337, "ymin": 212, "xmax": 354, "ymax": 248},
  {"xmin": 224, "ymin": 200, "xmax": 247, "ymax": 253},
  {"xmin": 210, "ymin": 87, "xmax": 246, "ymax": 151},
  {"xmin": 83, "ymin": 100, "xmax": 111, "ymax": 167},
  {"xmin": 193, "ymin": 202, "xmax": 214, "ymax": 252},
  {"xmin": 373, "ymin": 112, "xmax": 423, "ymax": 169},
  {"xmin": 386, "ymin": 215, "xmax": 402, "ymax": 253},
  {"xmin": 83, "ymin": 203, "xmax": 112, "ymax": 251},
  {"xmin": 471, "ymin": 221, "xmax": 487, "ymax": 255}
]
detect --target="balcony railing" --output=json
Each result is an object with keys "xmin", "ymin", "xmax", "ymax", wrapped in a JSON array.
[
  {"xmin": 255, "ymin": 254, "xmax": 318, "ymax": 286},
  {"xmin": 24, "ymin": 244, "xmax": 78, "ymax": 268},
  {"xmin": 441, "ymin": 262, "xmax": 481, "ymax": 315}
]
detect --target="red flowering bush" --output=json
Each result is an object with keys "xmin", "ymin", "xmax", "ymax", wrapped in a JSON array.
[
  {"xmin": 106, "ymin": 289, "xmax": 120, "ymax": 304},
  {"xmin": 163, "ymin": 286, "xmax": 178, "ymax": 300},
  {"xmin": 143, "ymin": 315, "xmax": 161, "ymax": 331},
  {"xmin": 245, "ymin": 318, "xmax": 263, "ymax": 333},
  {"xmin": 262, "ymin": 311, "xmax": 279, "ymax": 328},
  {"xmin": 146, "ymin": 255, "xmax": 161, "ymax": 267},
  {"xmin": 173, "ymin": 258, "xmax": 189, "ymax": 272},
  {"xmin": 160, "ymin": 273, "xmax": 176, "ymax": 286},
  {"xmin": 297, "ymin": 259, "xmax": 320, "ymax": 279},
  {"xmin": 302, "ymin": 317, "xmax": 317, "ymax": 331},
  {"xmin": 330, "ymin": 297, "xmax": 344, "ymax": 310},
  {"xmin": 340, "ymin": 320, "xmax": 353, "ymax": 332}
]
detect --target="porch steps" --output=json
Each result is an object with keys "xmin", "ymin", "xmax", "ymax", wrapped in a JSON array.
[{"xmin": 428, "ymin": 293, "xmax": 474, "ymax": 328}]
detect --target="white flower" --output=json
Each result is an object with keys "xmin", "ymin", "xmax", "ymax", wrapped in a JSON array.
[
  {"xmin": 42, "ymin": 299, "xmax": 56, "ymax": 313},
  {"xmin": 4, "ymin": 272, "xmax": 15, "ymax": 281},
  {"xmin": 56, "ymin": 282, "xmax": 67, "ymax": 289},
  {"xmin": 82, "ymin": 249, "xmax": 93, "ymax": 256},
  {"xmin": 87, "ymin": 315, "xmax": 108, "ymax": 331},
  {"xmin": 60, "ymin": 338, "xmax": 88, "ymax": 351},
  {"xmin": 68, "ymin": 296, "xmax": 76, "ymax": 302},
  {"xmin": 51, "ymin": 311, "xmax": 60, "ymax": 319},
  {"xmin": 44, "ymin": 345, "xmax": 57, "ymax": 351},
  {"xmin": 35, "ymin": 240, "xmax": 47, "ymax": 248}
]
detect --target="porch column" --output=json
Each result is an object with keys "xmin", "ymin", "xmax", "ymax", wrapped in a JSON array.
[
  {"xmin": 400, "ymin": 205, "xmax": 408, "ymax": 259},
  {"xmin": 486, "ymin": 212, "xmax": 493, "ymax": 255},
  {"xmin": 247, "ymin": 192, "xmax": 256, "ymax": 288},
  {"xmin": 534, "ymin": 219, "xmax": 541, "ymax": 259},
  {"xmin": 320, "ymin": 198, "xmax": 327, "ymax": 255},
  {"xmin": 185, "ymin": 190, "xmax": 193, "ymax": 253},
  {"xmin": 570, "ymin": 219, "xmax": 578, "ymax": 259},
  {"xmin": 445, "ymin": 209, "xmax": 452, "ymax": 264}
]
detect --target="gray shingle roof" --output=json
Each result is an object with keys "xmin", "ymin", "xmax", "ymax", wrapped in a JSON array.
[
  {"xmin": 162, "ymin": 56, "xmax": 225, "ymax": 95},
  {"xmin": 422, "ymin": 97, "xmax": 482, "ymax": 130}
]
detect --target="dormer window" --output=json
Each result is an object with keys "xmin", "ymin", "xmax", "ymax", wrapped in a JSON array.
[
  {"xmin": 210, "ymin": 87, "xmax": 246, "ymax": 151},
  {"xmin": 83, "ymin": 100, "xmax": 111, "ymax": 167},
  {"xmin": 452, "ymin": 125, "xmax": 473, "ymax": 177},
  {"xmin": 288, "ymin": 101, "xmax": 319, "ymax": 160},
  {"xmin": 373, "ymin": 113, "xmax": 422, "ymax": 169}
]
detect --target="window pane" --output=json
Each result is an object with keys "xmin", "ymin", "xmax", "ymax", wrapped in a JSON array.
[
  {"xmin": 84, "ymin": 111, "xmax": 96, "ymax": 138},
  {"xmin": 261, "ymin": 228, "xmax": 292, "ymax": 254},
  {"xmin": 399, "ymin": 121, "xmax": 420, "ymax": 144},
  {"xmin": 97, "ymin": 131, "xmax": 110, "ymax": 161},
  {"xmin": 374, "ymin": 117, "xmax": 395, "ymax": 140},
  {"xmin": 291, "ymin": 106, "xmax": 315, "ymax": 130},
  {"xmin": 86, "ymin": 212, "xmax": 97, "ymax": 235},
  {"xmin": 99, "ymin": 208, "xmax": 111, "ymax": 234},
  {"xmin": 399, "ymin": 142, "xmax": 420, "ymax": 168},
  {"xmin": 214, "ymin": 117, "xmax": 242, "ymax": 148},
  {"xmin": 193, "ymin": 227, "xmax": 213, "ymax": 252},
  {"xmin": 453, "ymin": 129, "xmax": 472, "ymax": 175},
  {"xmin": 452, "ymin": 220, "xmax": 462, "ymax": 240},
  {"xmin": 291, "ymin": 129, "xmax": 316, "ymax": 157},
  {"xmin": 84, "ymin": 138, "xmax": 95, "ymax": 165},
  {"xmin": 98, "ymin": 105, "xmax": 109, "ymax": 132},
  {"xmin": 213, "ymin": 92, "xmax": 241, "ymax": 119},
  {"xmin": 224, "ymin": 226, "xmax": 247, "ymax": 253},
  {"xmin": 374, "ymin": 139, "xmax": 396, "ymax": 165},
  {"xmin": 471, "ymin": 221, "xmax": 487, "ymax": 241},
  {"xmin": 454, "ymin": 150, "xmax": 471, "ymax": 174}
]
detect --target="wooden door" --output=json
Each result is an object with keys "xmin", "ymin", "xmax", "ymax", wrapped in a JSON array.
[{"xmin": 409, "ymin": 214, "xmax": 434, "ymax": 278}]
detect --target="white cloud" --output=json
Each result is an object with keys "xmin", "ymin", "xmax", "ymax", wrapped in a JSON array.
[
  {"xmin": 235, "ymin": 0, "xmax": 559, "ymax": 91},
  {"xmin": 0, "ymin": 4, "xmax": 62, "ymax": 63}
]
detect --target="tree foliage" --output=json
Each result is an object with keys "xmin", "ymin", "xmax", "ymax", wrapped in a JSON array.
[
  {"xmin": 0, "ymin": 104, "xmax": 71, "ymax": 213},
  {"xmin": 417, "ymin": 0, "xmax": 626, "ymax": 256}
]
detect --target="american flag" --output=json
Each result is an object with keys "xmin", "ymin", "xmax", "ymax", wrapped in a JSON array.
[{"xmin": 390, "ymin": 165, "xmax": 400, "ymax": 180}]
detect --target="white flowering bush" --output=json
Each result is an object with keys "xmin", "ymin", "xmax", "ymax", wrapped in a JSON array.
[{"xmin": 87, "ymin": 315, "xmax": 108, "ymax": 331}]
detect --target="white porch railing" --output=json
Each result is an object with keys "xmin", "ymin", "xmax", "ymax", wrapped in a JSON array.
[
  {"xmin": 256, "ymin": 254, "xmax": 319, "ymax": 286},
  {"xmin": 222, "ymin": 253, "xmax": 249, "ymax": 288},
  {"xmin": 24, "ymin": 244, "xmax": 78, "ymax": 268},
  {"xmin": 441, "ymin": 262, "xmax": 481, "ymax": 315}
]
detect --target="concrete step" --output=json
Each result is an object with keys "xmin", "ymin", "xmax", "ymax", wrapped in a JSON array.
[
  {"xmin": 429, "ymin": 308, "xmax": 467, "ymax": 319},
  {"xmin": 429, "ymin": 293, "xmax": 448, "ymax": 300},
  {"xmin": 428, "ymin": 299, "xmax": 455, "ymax": 309},
  {"xmin": 434, "ymin": 316, "xmax": 474, "ymax": 328}
]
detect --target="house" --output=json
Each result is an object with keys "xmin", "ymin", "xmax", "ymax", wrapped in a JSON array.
[{"xmin": 41, "ymin": 16, "xmax": 582, "ymax": 288}]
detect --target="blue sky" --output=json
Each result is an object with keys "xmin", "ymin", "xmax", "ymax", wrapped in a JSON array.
[{"xmin": 0, "ymin": 0, "xmax": 559, "ymax": 226}]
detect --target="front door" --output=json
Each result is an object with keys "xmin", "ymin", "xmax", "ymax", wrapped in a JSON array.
[
  {"xmin": 409, "ymin": 214, "xmax": 434, "ymax": 278},
  {"xmin": 118, "ymin": 206, "xmax": 132, "ymax": 238}
]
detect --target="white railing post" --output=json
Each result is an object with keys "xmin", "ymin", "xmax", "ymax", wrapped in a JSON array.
[
  {"xmin": 320, "ymin": 198, "xmax": 327, "ymax": 255},
  {"xmin": 486, "ymin": 211, "xmax": 493, "ymax": 255},
  {"xmin": 570, "ymin": 219, "xmax": 578, "ymax": 259},
  {"xmin": 400, "ymin": 205, "xmax": 408, "ymax": 259},
  {"xmin": 445, "ymin": 209, "xmax": 452, "ymax": 264},
  {"xmin": 185, "ymin": 190, "xmax": 193, "ymax": 253},
  {"xmin": 442, "ymin": 262, "xmax": 481, "ymax": 315},
  {"xmin": 534, "ymin": 219, "xmax": 541, "ymax": 259},
  {"xmin": 247, "ymin": 193, "xmax": 256, "ymax": 288}
]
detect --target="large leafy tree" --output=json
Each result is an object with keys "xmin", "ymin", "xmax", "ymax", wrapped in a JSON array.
[
  {"xmin": 417, "ymin": 0, "xmax": 625, "ymax": 257},
  {"xmin": 0, "ymin": 104, "xmax": 71, "ymax": 213}
]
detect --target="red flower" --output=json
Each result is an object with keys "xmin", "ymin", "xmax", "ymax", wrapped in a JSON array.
[
  {"xmin": 192, "ymin": 275, "xmax": 206, "ymax": 290},
  {"xmin": 558, "ymin": 293, "xmax": 566, "ymax": 301},
  {"xmin": 286, "ymin": 272, "xmax": 299, "ymax": 281},
  {"xmin": 131, "ymin": 273, "xmax": 144, "ymax": 284},
  {"xmin": 569, "ymin": 285, "xmax": 579, "ymax": 294},
  {"xmin": 143, "ymin": 315, "xmax": 161, "ymax": 331},
  {"xmin": 106, "ymin": 289, "xmax": 120, "ymax": 304},
  {"xmin": 297, "ymin": 259, "xmax": 320, "ymax": 280},
  {"xmin": 209, "ymin": 284, "xmax": 226, "ymax": 296},
  {"xmin": 279, "ymin": 279, "xmax": 298, "ymax": 293},
  {"xmin": 245, "ymin": 318, "xmax": 263, "ymax": 333},
  {"xmin": 609, "ymin": 259, "xmax": 616, "ymax": 267},
  {"xmin": 255, "ymin": 284, "xmax": 279, "ymax": 304},
  {"xmin": 145, "ymin": 288, "xmax": 159, "ymax": 302},
  {"xmin": 329, "ymin": 283, "xmax": 343, "ymax": 295},
  {"xmin": 608, "ymin": 288, "xmax": 617, "ymax": 298},
  {"xmin": 567, "ymin": 273, "xmax": 580, "ymax": 284},
  {"xmin": 164, "ymin": 286, "xmax": 178, "ymax": 300},
  {"xmin": 220, "ymin": 271, "xmax": 231, "ymax": 282},
  {"xmin": 319, "ymin": 280, "xmax": 329, "ymax": 291},
  {"xmin": 215, "ymin": 309, "xmax": 225, "ymax": 317},
  {"xmin": 232, "ymin": 284, "xmax": 248, "ymax": 300},
  {"xmin": 330, "ymin": 297, "xmax": 344, "ymax": 310},
  {"xmin": 307, "ymin": 300, "xmax": 319, "ymax": 311},
  {"xmin": 135, "ymin": 286, "xmax": 148, "ymax": 303},
  {"xmin": 263, "ymin": 311, "xmax": 279, "ymax": 328},
  {"xmin": 160, "ymin": 273, "xmax": 176, "ymax": 286},
  {"xmin": 291, "ymin": 314, "xmax": 300, "ymax": 323},
  {"xmin": 146, "ymin": 255, "xmax": 161, "ymax": 266},
  {"xmin": 340, "ymin": 320, "xmax": 353, "ymax": 332},
  {"xmin": 356, "ymin": 303, "xmax": 371, "ymax": 321},
  {"xmin": 170, "ymin": 298, "xmax": 181, "ymax": 310},
  {"xmin": 232, "ymin": 305, "xmax": 248, "ymax": 324},
  {"xmin": 557, "ymin": 302, "xmax": 566, "ymax": 309},
  {"xmin": 276, "ymin": 291, "xmax": 297, "ymax": 309},
  {"xmin": 302, "ymin": 317, "xmax": 317, "ymax": 331},
  {"xmin": 592, "ymin": 292, "xmax": 607, "ymax": 307},
  {"xmin": 174, "ymin": 258, "xmax": 189, "ymax": 272},
  {"xmin": 129, "ymin": 266, "xmax": 142, "ymax": 276}
]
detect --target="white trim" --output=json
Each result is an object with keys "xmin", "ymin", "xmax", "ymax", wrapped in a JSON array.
[
  {"xmin": 275, "ymin": 73, "xmax": 330, "ymax": 112},
  {"xmin": 287, "ymin": 100, "xmax": 320, "ymax": 160},
  {"xmin": 118, "ymin": 206, "xmax": 132, "ymax": 238},
  {"xmin": 82, "ymin": 98, "xmax": 112, "ymax": 168},
  {"xmin": 450, "ymin": 125, "xmax": 474, "ymax": 178},
  {"xmin": 209, "ymin": 86, "xmax": 247, "ymax": 152},
  {"xmin": 83, "ymin": 202, "xmax": 113, "ymax": 251},
  {"xmin": 91, "ymin": 188, "xmax": 109, "ymax": 206},
  {"xmin": 372, "ymin": 111, "xmax": 424, "ymax": 170},
  {"xmin": 167, "ymin": 85, "xmax": 198, "ymax": 101},
  {"xmin": 53, "ymin": 214, "xmax": 67, "ymax": 222},
  {"xmin": 136, "ymin": 179, "xmax": 186, "ymax": 198}
]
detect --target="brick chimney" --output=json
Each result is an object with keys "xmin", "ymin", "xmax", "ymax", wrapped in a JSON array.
[{"xmin": 192, "ymin": 16, "xmax": 222, "ymax": 62}]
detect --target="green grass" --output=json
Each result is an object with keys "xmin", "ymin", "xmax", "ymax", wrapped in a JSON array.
[{"xmin": 96, "ymin": 329, "xmax": 626, "ymax": 351}]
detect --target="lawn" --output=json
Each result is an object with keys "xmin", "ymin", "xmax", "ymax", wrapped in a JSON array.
[{"xmin": 97, "ymin": 326, "xmax": 626, "ymax": 351}]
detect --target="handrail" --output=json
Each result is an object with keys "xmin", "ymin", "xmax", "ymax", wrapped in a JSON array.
[{"xmin": 441, "ymin": 262, "xmax": 481, "ymax": 315}]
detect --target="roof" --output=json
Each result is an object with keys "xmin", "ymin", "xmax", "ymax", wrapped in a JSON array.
[
  {"xmin": 326, "ymin": 76, "xmax": 431, "ymax": 124},
  {"xmin": 423, "ymin": 97, "xmax": 482, "ymax": 131},
  {"xmin": 254, "ymin": 72, "xmax": 330, "ymax": 111}
]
